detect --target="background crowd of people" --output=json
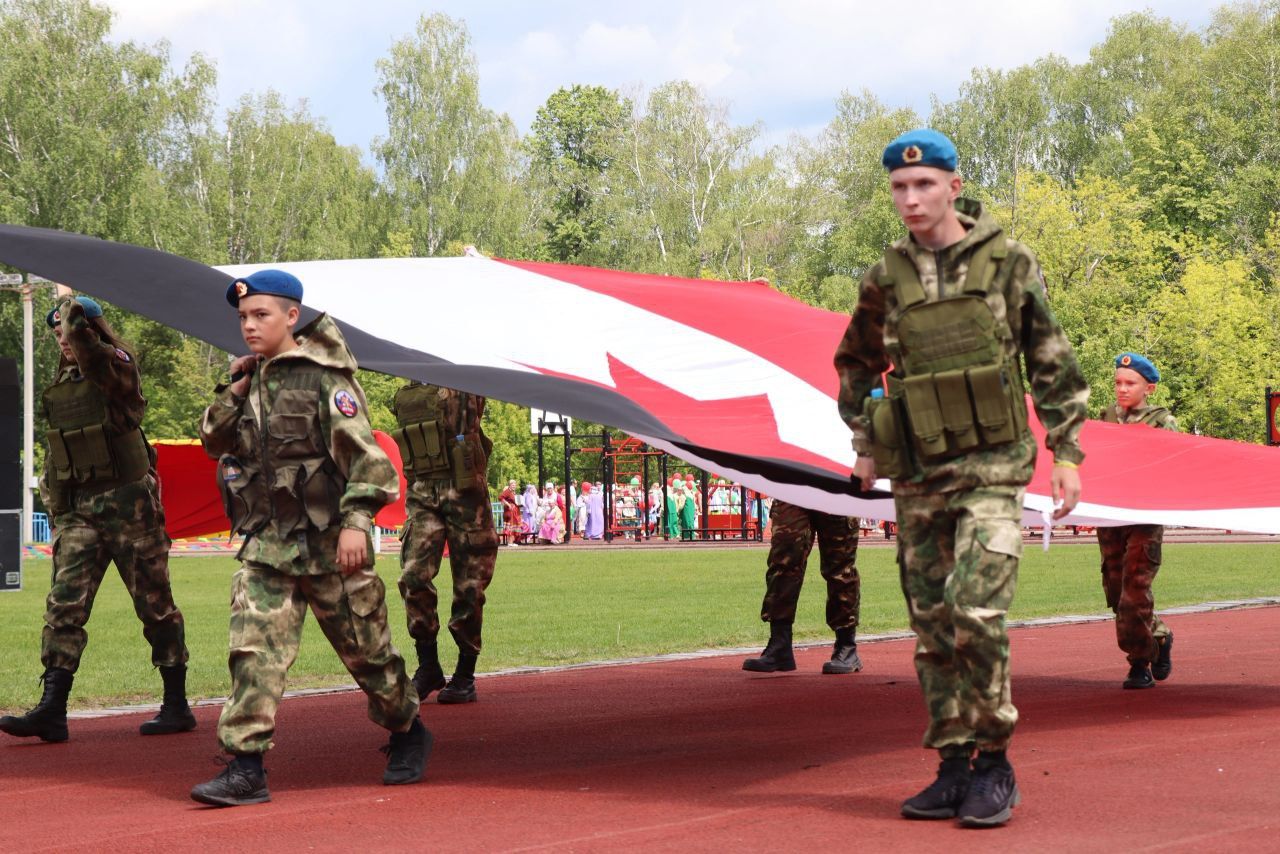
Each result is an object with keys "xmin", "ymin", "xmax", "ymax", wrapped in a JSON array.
[{"xmin": 497, "ymin": 473, "xmax": 772, "ymax": 545}]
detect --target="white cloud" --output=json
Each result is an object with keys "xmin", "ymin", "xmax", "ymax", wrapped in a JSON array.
[
  {"xmin": 575, "ymin": 22, "xmax": 661, "ymax": 68},
  {"xmin": 96, "ymin": 0, "xmax": 1219, "ymax": 158}
]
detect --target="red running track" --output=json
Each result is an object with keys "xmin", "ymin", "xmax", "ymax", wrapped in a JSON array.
[{"xmin": 3, "ymin": 607, "xmax": 1279, "ymax": 853}]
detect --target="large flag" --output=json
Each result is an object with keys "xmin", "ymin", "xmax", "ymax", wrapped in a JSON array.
[{"xmin": 3, "ymin": 224, "xmax": 1278, "ymax": 535}]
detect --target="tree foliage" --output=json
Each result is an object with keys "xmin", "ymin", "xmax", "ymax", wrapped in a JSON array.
[{"xmin": 2, "ymin": 0, "xmax": 1278, "ymax": 499}]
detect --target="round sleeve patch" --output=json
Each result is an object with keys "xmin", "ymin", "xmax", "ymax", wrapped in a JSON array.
[{"xmin": 334, "ymin": 389, "xmax": 359, "ymax": 417}]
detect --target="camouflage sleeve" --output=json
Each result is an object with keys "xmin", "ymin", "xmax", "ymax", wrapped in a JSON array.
[
  {"xmin": 833, "ymin": 267, "xmax": 892, "ymax": 454},
  {"xmin": 199, "ymin": 384, "xmax": 246, "ymax": 460},
  {"xmin": 60, "ymin": 298, "xmax": 144, "ymax": 419},
  {"xmin": 319, "ymin": 372, "xmax": 399, "ymax": 531},
  {"xmin": 1157, "ymin": 410, "xmax": 1179, "ymax": 432},
  {"xmin": 1015, "ymin": 252, "xmax": 1090, "ymax": 465}
]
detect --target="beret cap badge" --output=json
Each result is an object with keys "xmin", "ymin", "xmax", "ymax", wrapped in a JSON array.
[
  {"xmin": 902, "ymin": 145, "xmax": 923, "ymax": 164},
  {"xmin": 235, "ymin": 282, "xmax": 249, "ymax": 298},
  {"xmin": 1120, "ymin": 355, "xmax": 1132, "ymax": 366}
]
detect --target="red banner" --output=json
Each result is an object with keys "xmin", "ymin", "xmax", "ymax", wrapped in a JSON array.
[{"xmin": 154, "ymin": 431, "xmax": 408, "ymax": 540}]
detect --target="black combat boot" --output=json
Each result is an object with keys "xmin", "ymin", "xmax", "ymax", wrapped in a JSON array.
[
  {"xmin": 0, "ymin": 667, "xmax": 74, "ymax": 743},
  {"xmin": 437, "ymin": 652, "xmax": 478, "ymax": 704},
  {"xmin": 412, "ymin": 638, "xmax": 446, "ymax": 699},
  {"xmin": 901, "ymin": 754, "xmax": 972, "ymax": 819},
  {"xmin": 956, "ymin": 750, "xmax": 1020, "ymax": 828},
  {"xmin": 190, "ymin": 754, "xmax": 270, "ymax": 807},
  {"xmin": 742, "ymin": 621, "xmax": 796, "ymax": 672},
  {"xmin": 822, "ymin": 627, "xmax": 863, "ymax": 674},
  {"xmin": 1152, "ymin": 632, "xmax": 1174, "ymax": 681},
  {"xmin": 1123, "ymin": 660, "xmax": 1154, "ymax": 689},
  {"xmin": 139, "ymin": 665, "xmax": 198, "ymax": 735},
  {"xmin": 382, "ymin": 717, "xmax": 434, "ymax": 785}
]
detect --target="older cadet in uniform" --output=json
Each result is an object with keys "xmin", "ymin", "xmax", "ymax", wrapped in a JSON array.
[
  {"xmin": 1, "ymin": 295, "xmax": 193, "ymax": 744},
  {"xmin": 192, "ymin": 270, "xmax": 429, "ymax": 806},
  {"xmin": 742, "ymin": 500, "xmax": 863, "ymax": 675},
  {"xmin": 391, "ymin": 382, "xmax": 498, "ymax": 704},
  {"xmin": 1098, "ymin": 352, "xmax": 1178, "ymax": 689},
  {"xmin": 835, "ymin": 129, "xmax": 1089, "ymax": 828}
]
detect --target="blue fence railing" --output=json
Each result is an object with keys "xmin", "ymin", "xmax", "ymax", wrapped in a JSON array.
[{"xmin": 31, "ymin": 512, "xmax": 50, "ymax": 543}]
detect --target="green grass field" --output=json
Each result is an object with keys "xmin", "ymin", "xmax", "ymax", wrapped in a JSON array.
[{"xmin": 2, "ymin": 542, "xmax": 1277, "ymax": 713}]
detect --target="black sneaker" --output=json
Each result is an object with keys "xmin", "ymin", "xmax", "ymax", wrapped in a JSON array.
[
  {"xmin": 190, "ymin": 757, "xmax": 270, "ymax": 807},
  {"xmin": 1152, "ymin": 633, "xmax": 1173, "ymax": 681},
  {"xmin": 382, "ymin": 719, "xmax": 433, "ymax": 785},
  {"xmin": 901, "ymin": 757, "xmax": 971, "ymax": 819},
  {"xmin": 956, "ymin": 754, "xmax": 1019, "ymax": 828},
  {"xmin": 1123, "ymin": 661, "xmax": 1154, "ymax": 689}
]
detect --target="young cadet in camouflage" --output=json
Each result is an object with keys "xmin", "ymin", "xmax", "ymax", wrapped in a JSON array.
[
  {"xmin": 0, "ymin": 295, "xmax": 194, "ymax": 744},
  {"xmin": 191, "ymin": 269, "xmax": 429, "ymax": 807},
  {"xmin": 742, "ymin": 500, "xmax": 863, "ymax": 675},
  {"xmin": 834, "ymin": 129, "xmax": 1089, "ymax": 828},
  {"xmin": 391, "ymin": 382, "xmax": 498, "ymax": 704},
  {"xmin": 1097, "ymin": 352, "xmax": 1178, "ymax": 689}
]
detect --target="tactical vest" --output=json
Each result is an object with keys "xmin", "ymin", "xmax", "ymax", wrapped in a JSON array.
[
  {"xmin": 43, "ymin": 375, "xmax": 150, "ymax": 490},
  {"xmin": 218, "ymin": 363, "xmax": 343, "ymax": 539},
  {"xmin": 863, "ymin": 235, "xmax": 1030, "ymax": 479},
  {"xmin": 390, "ymin": 383, "xmax": 489, "ymax": 489},
  {"xmin": 1101, "ymin": 405, "xmax": 1171, "ymax": 427}
]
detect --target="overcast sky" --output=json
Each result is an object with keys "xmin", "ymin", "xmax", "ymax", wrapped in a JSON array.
[{"xmin": 102, "ymin": 0, "xmax": 1215, "ymax": 156}]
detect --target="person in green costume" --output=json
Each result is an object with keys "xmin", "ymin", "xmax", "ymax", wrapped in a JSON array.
[
  {"xmin": 665, "ymin": 475, "xmax": 683, "ymax": 539},
  {"xmin": 679, "ymin": 474, "xmax": 699, "ymax": 541}
]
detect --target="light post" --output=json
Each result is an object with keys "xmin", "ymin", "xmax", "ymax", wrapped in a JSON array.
[{"xmin": 0, "ymin": 272, "xmax": 53, "ymax": 552}]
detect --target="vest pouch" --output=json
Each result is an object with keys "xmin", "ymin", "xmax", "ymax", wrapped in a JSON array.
[
  {"xmin": 217, "ymin": 455, "xmax": 269, "ymax": 535},
  {"xmin": 902, "ymin": 374, "xmax": 948, "ymax": 459},
  {"xmin": 110, "ymin": 427, "xmax": 151, "ymax": 484},
  {"xmin": 934, "ymin": 369, "xmax": 979, "ymax": 452},
  {"xmin": 450, "ymin": 433, "xmax": 479, "ymax": 492},
  {"xmin": 45, "ymin": 430, "xmax": 74, "ymax": 482},
  {"xmin": 69, "ymin": 423, "xmax": 117, "ymax": 480},
  {"xmin": 300, "ymin": 459, "xmax": 343, "ymax": 531},
  {"xmin": 865, "ymin": 395, "xmax": 910, "ymax": 479},
  {"xmin": 968, "ymin": 363, "xmax": 1017, "ymax": 446},
  {"xmin": 411, "ymin": 419, "xmax": 452, "ymax": 477},
  {"xmin": 390, "ymin": 427, "xmax": 414, "ymax": 473}
]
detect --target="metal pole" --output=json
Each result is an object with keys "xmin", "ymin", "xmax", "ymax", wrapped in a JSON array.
[
  {"xmin": 641, "ymin": 446, "xmax": 650, "ymax": 540},
  {"xmin": 602, "ymin": 431, "xmax": 613, "ymax": 542},
  {"xmin": 537, "ymin": 425, "xmax": 545, "ymax": 493},
  {"xmin": 1268, "ymin": 386, "xmax": 1275, "ymax": 446},
  {"xmin": 660, "ymin": 452, "xmax": 669, "ymax": 541},
  {"xmin": 700, "ymin": 470, "xmax": 709, "ymax": 542},
  {"xmin": 21, "ymin": 282, "xmax": 33, "ymax": 550},
  {"xmin": 562, "ymin": 427, "xmax": 572, "ymax": 542}
]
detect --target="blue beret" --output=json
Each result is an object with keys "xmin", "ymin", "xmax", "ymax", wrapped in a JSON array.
[
  {"xmin": 226, "ymin": 269, "xmax": 303, "ymax": 307},
  {"xmin": 882, "ymin": 128, "xmax": 958, "ymax": 172},
  {"xmin": 1115, "ymin": 352, "xmax": 1160, "ymax": 383},
  {"xmin": 46, "ymin": 296, "xmax": 103, "ymax": 328}
]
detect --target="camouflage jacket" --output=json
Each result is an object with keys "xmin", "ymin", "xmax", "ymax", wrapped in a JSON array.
[
  {"xmin": 1100, "ymin": 403, "xmax": 1178, "ymax": 431},
  {"xmin": 40, "ymin": 297, "xmax": 150, "ymax": 515},
  {"xmin": 833, "ymin": 199, "xmax": 1089, "ymax": 495},
  {"xmin": 200, "ymin": 314, "xmax": 398, "ymax": 574}
]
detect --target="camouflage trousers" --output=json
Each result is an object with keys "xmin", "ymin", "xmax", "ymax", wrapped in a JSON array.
[
  {"xmin": 760, "ymin": 500, "xmax": 861, "ymax": 630},
  {"xmin": 895, "ymin": 486, "xmax": 1023, "ymax": 754},
  {"xmin": 43, "ymin": 474, "xmax": 187, "ymax": 674},
  {"xmin": 217, "ymin": 564, "xmax": 418, "ymax": 755},
  {"xmin": 1097, "ymin": 525, "xmax": 1170, "ymax": 664},
  {"xmin": 398, "ymin": 478, "xmax": 499, "ymax": 655}
]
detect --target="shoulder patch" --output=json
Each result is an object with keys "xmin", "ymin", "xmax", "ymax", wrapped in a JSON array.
[
  {"xmin": 334, "ymin": 389, "xmax": 358, "ymax": 417},
  {"xmin": 114, "ymin": 347, "xmax": 131, "ymax": 363}
]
